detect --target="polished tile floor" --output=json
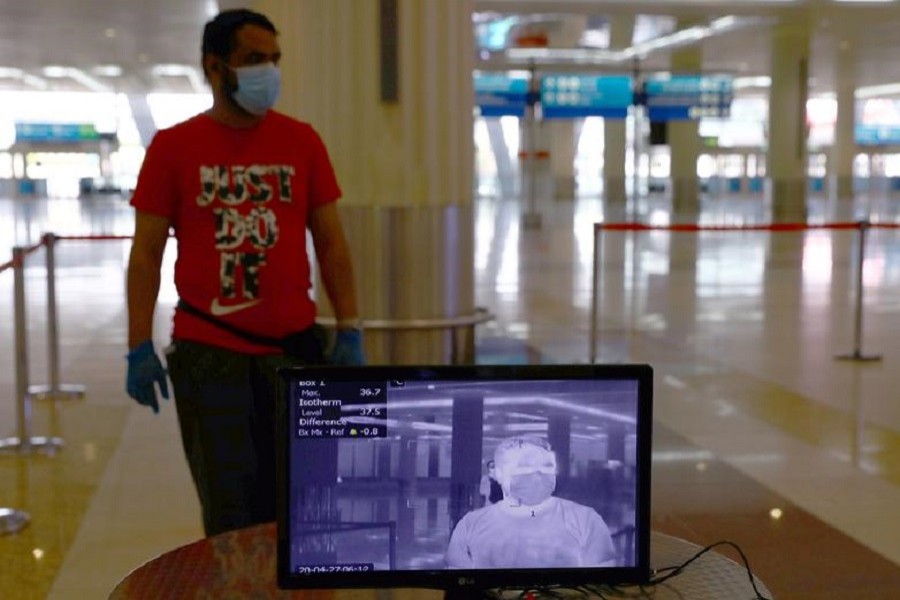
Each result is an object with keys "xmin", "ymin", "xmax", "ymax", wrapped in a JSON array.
[{"xmin": 2, "ymin": 189, "xmax": 900, "ymax": 598}]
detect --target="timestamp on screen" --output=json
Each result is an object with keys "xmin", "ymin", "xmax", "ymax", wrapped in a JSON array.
[{"xmin": 294, "ymin": 563, "xmax": 374, "ymax": 574}]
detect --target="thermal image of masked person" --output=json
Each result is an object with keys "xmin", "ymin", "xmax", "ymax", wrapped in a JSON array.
[{"xmin": 446, "ymin": 436, "xmax": 616, "ymax": 569}]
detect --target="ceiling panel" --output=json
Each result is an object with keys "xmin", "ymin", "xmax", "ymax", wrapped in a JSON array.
[
  {"xmin": 0, "ymin": 0, "xmax": 212, "ymax": 93},
  {"xmin": 1, "ymin": 0, "xmax": 899, "ymax": 97}
]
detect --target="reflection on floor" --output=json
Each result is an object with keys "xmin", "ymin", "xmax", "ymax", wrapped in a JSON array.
[{"xmin": 2, "ymin": 191, "xmax": 900, "ymax": 598}]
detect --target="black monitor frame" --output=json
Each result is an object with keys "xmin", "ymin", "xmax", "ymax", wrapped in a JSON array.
[{"xmin": 276, "ymin": 364, "xmax": 653, "ymax": 596}]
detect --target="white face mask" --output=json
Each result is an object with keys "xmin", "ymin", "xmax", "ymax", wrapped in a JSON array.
[
  {"xmin": 509, "ymin": 472, "xmax": 556, "ymax": 506},
  {"xmin": 226, "ymin": 62, "xmax": 281, "ymax": 115}
]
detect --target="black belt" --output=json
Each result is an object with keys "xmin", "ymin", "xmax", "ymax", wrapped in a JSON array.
[{"xmin": 177, "ymin": 299, "xmax": 325, "ymax": 363}]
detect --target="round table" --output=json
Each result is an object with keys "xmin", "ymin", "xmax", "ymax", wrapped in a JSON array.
[{"xmin": 109, "ymin": 523, "xmax": 773, "ymax": 599}]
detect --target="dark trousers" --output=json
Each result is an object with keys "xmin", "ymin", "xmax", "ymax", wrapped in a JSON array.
[{"xmin": 165, "ymin": 339, "xmax": 319, "ymax": 537}]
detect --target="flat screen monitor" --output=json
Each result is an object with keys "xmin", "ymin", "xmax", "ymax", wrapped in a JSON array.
[{"xmin": 276, "ymin": 364, "xmax": 653, "ymax": 597}]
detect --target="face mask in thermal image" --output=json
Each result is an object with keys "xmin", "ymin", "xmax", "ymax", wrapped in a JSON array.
[{"xmin": 509, "ymin": 472, "xmax": 557, "ymax": 506}]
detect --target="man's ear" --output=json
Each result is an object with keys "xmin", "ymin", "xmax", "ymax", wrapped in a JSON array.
[{"xmin": 202, "ymin": 54, "xmax": 220, "ymax": 80}]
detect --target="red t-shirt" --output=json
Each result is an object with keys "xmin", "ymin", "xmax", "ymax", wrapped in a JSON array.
[{"xmin": 130, "ymin": 111, "xmax": 341, "ymax": 354}]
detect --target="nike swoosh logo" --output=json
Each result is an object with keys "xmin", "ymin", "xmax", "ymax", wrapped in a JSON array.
[{"xmin": 210, "ymin": 298, "xmax": 262, "ymax": 316}]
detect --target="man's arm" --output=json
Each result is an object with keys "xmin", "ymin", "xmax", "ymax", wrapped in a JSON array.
[
  {"xmin": 445, "ymin": 516, "xmax": 475, "ymax": 568},
  {"xmin": 127, "ymin": 211, "xmax": 171, "ymax": 349},
  {"xmin": 308, "ymin": 203, "xmax": 359, "ymax": 325}
]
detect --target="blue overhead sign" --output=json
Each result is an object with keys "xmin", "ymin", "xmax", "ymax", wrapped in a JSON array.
[
  {"xmin": 856, "ymin": 124, "xmax": 900, "ymax": 146},
  {"xmin": 541, "ymin": 75, "xmax": 633, "ymax": 119},
  {"xmin": 643, "ymin": 75, "xmax": 733, "ymax": 121},
  {"xmin": 14, "ymin": 122, "xmax": 101, "ymax": 143},
  {"xmin": 475, "ymin": 75, "xmax": 530, "ymax": 117}
]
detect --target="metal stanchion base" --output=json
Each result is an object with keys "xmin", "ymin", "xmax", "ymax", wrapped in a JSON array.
[
  {"xmin": 521, "ymin": 212, "xmax": 542, "ymax": 229},
  {"xmin": 0, "ymin": 436, "xmax": 64, "ymax": 456},
  {"xmin": 0, "ymin": 508, "xmax": 30, "ymax": 535},
  {"xmin": 29, "ymin": 383, "xmax": 86, "ymax": 401},
  {"xmin": 836, "ymin": 352, "xmax": 883, "ymax": 362}
]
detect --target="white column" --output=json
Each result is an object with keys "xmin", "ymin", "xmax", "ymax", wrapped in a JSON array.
[
  {"xmin": 547, "ymin": 120, "xmax": 577, "ymax": 200},
  {"xmin": 767, "ymin": 19, "xmax": 810, "ymax": 222},
  {"xmin": 831, "ymin": 34, "xmax": 856, "ymax": 201},
  {"xmin": 603, "ymin": 16, "xmax": 633, "ymax": 205},
  {"xmin": 256, "ymin": 0, "xmax": 476, "ymax": 363},
  {"xmin": 259, "ymin": 0, "xmax": 473, "ymax": 208},
  {"xmin": 127, "ymin": 94, "xmax": 157, "ymax": 148},
  {"xmin": 547, "ymin": 16, "xmax": 586, "ymax": 200},
  {"xmin": 668, "ymin": 30, "xmax": 702, "ymax": 220}
]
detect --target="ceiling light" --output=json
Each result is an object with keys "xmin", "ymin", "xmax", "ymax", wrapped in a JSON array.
[
  {"xmin": 105, "ymin": 28, "xmax": 117, "ymax": 38},
  {"xmin": 66, "ymin": 68, "xmax": 113, "ymax": 92},
  {"xmin": 42, "ymin": 66, "xmax": 68, "ymax": 78},
  {"xmin": 733, "ymin": 76, "xmax": 772, "ymax": 89},
  {"xmin": 40, "ymin": 66, "xmax": 111, "ymax": 92},
  {"xmin": 0, "ymin": 68, "xmax": 49, "ymax": 89},
  {"xmin": 151, "ymin": 64, "xmax": 207, "ymax": 93},
  {"xmin": 710, "ymin": 16, "xmax": 738, "ymax": 29},
  {"xmin": 856, "ymin": 82, "xmax": 900, "ymax": 98},
  {"xmin": 21, "ymin": 74, "xmax": 49, "ymax": 89},
  {"xmin": 92, "ymin": 65, "xmax": 123, "ymax": 77},
  {"xmin": 502, "ymin": 16, "xmax": 770, "ymax": 66},
  {"xmin": 152, "ymin": 64, "xmax": 190, "ymax": 77}
]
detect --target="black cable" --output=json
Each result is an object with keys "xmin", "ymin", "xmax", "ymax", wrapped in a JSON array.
[
  {"xmin": 482, "ymin": 539, "xmax": 771, "ymax": 600},
  {"xmin": 647, "ymin": 539, "xmax": 772, "ymax": 600}
]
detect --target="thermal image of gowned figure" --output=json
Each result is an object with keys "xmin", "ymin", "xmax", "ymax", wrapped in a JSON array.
[{"xmin": 445, "ymin": 436, "xmax": 616, "ymax": 569}]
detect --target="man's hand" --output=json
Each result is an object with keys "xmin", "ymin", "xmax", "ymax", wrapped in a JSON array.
[
  {"xmin": 330, "ymin": 329, "xmax": 365, "ymax": 366},
  {"xmin": 126, "ymin": 340, "xmax": 170, "ymax": 413}
]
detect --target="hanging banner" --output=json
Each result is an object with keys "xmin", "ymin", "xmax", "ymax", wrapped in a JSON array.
[
  {"xmin": 14, "ymin": 122, "xmax": 101, "ymax": 143},
  {"xmin": 643, "ymin": 75, "xmax": 733, "ymax": 121},
  {"xmin": 855, "ymin": 124, "xmax": 900, "ymax": 146},
  {"xmin": 474, "ymin": 75, "xmax": 530, "ymax": 118},
  {"xmin": 541, "ymin": 75, "xmax": 633, "ymax": 119}
]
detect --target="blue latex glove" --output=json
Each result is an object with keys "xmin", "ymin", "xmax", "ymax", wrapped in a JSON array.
[
  {"xmin": 126, "ymin": 340, "xmax": 170, "ymax": 414},
  {"xmin": 330, "ymin": 329, "xmax": 365, "ymax": 366}
]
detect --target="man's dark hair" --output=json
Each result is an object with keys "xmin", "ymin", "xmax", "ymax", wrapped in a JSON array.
[{"xmin": 201, "ymin": 9, "xmax": 278, "ymax": 75}]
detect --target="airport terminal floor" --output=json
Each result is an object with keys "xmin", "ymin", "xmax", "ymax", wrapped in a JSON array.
[{"xmin": 3, "ymin": 188, "xmax": 900, "ymax": 599}]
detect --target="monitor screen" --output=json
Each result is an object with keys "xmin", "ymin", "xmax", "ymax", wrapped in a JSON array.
[{"xmin": 276, "ymin": 364, "xmax": 653, "ymax": 595}]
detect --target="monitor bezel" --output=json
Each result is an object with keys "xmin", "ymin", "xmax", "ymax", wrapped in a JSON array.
[{"xmin": 276, "ymin": 364, "xmax": 653, "ymax": 593}]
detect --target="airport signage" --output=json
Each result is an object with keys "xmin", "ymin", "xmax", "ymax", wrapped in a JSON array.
[
  {"xmin": 474, "ymin": 75, "xmax": 530, "ymax": 117},
  {"xmin": 541, "ymin": 75, "xmax": 633, "ymax": 119},
  {"xmin": 14, "ymin": 122, "xmax": 101, "ymax": 143},
  {"xmin": 643, "ymin": 75, "xmax": 733, "ymax": 121},
  {"xmin": 855, "ymin": 124, "xmax": 900, "ymax": 146}
]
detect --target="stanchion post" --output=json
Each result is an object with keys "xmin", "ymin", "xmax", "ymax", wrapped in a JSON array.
[
  {"xmin": 0, "ymin": 246, "xmax": 64, "ymax": 457},
  {"xmin": 521, "ymin": 61, "xmax": 542, "ymax": 229},
  {"xmin": 29, "ymin": 233, "xmax": 86, "ymax": 401},
  {"xmin": 836, "ymin": 220, "xmax": 882, "ymax": 362},
  {"xmin": 590, "ymin": 224, "xmax": 601, "ymax": 364},
  {"xmin": 0, "ymin": 249, "xmax": 32, "ymax": 534}
]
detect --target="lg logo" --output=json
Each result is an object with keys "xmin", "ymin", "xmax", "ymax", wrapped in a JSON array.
[{"xmin": 457, "ymin": 577, "xmax": 475, "ymax": 586}]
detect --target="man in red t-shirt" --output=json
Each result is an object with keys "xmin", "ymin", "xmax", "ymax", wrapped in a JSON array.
[{"xmin": 125, "ymin": 8, "xmax": 364, "ymax": 536}]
